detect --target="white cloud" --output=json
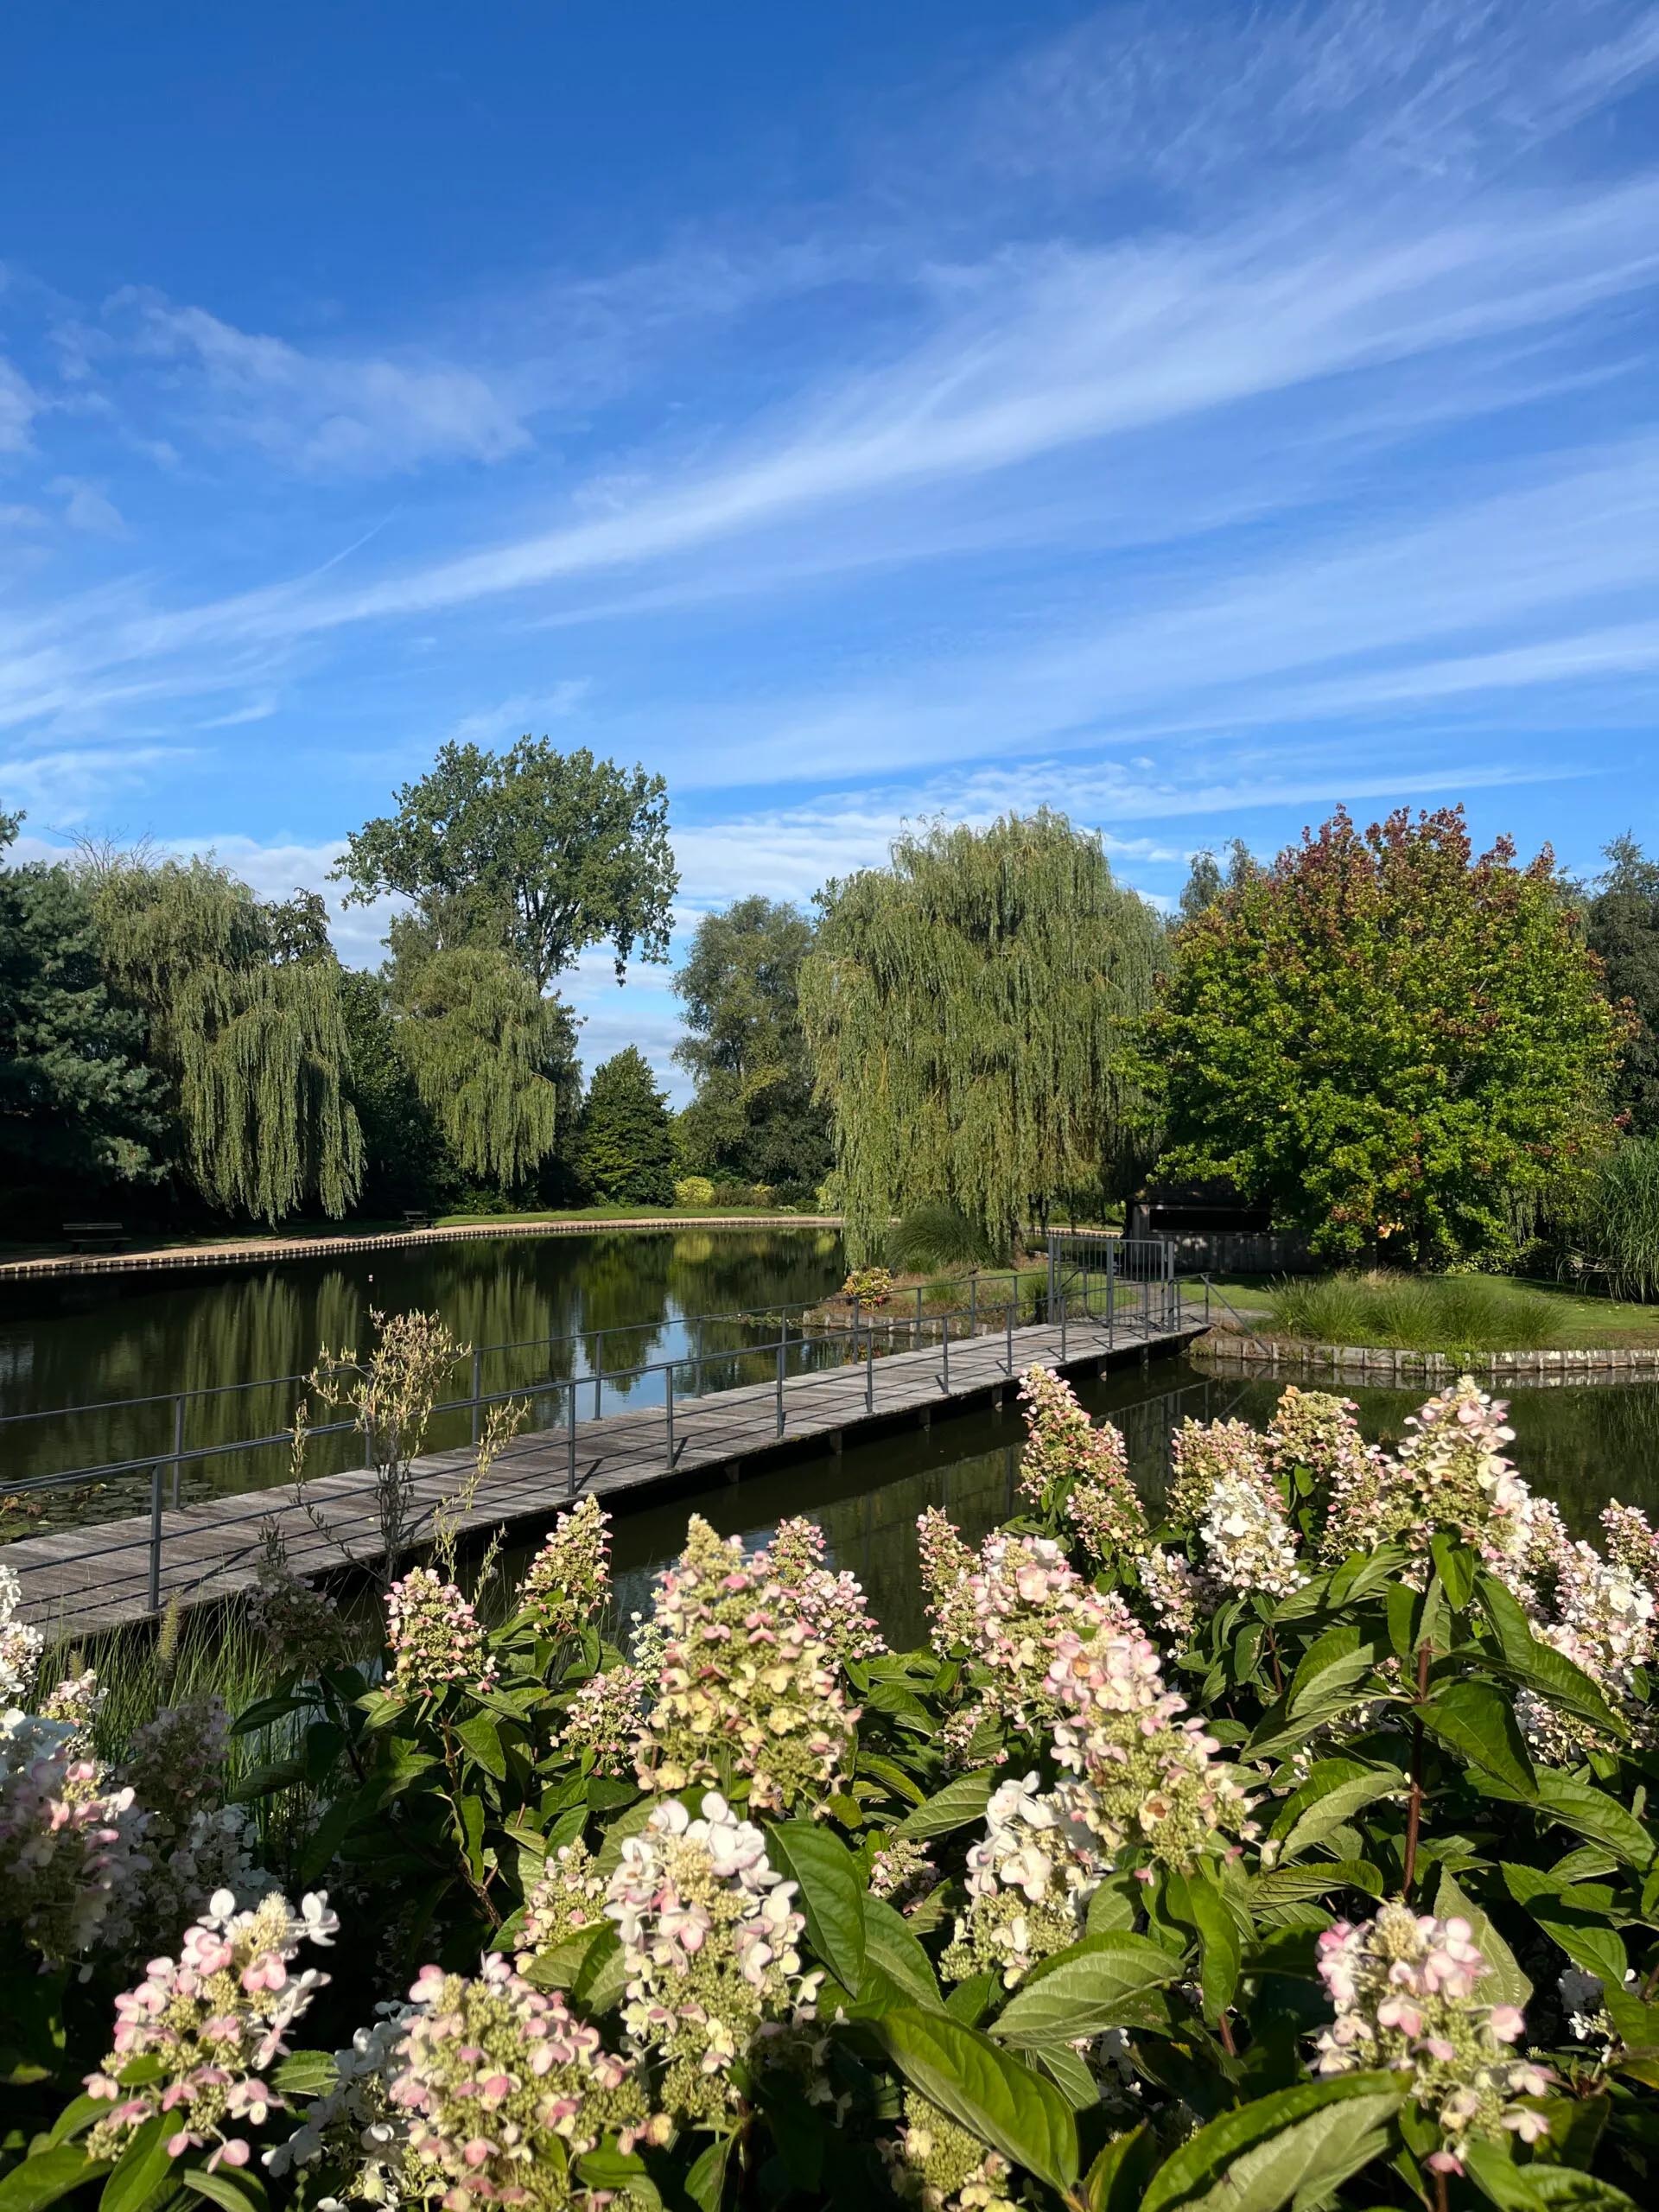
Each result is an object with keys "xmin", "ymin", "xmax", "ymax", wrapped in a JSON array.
[
  {"xmin": 0, "ymin": 357, "xmax": 39, "ymax": 453},
  {"xmin": 49, "ymin": 475, "xmax": 124, "ymax": 534},
  {"xmin": 109, "ymin": 292, "xmax": 533, "ymax": 475}
]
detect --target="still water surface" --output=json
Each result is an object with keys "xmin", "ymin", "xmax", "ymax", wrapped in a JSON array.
[{"xmin": 0, "ymin": 1229, "xmax": 847, "ymax": 1512}]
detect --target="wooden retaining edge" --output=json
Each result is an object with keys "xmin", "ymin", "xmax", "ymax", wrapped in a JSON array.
[
  {"xmin": 1191, "ymin": 1331, "xmax": 1659, "ymax": 1382},
  {"xmin": 0, "ymin": 1214, "xmax": 842, "ymax": 1286}
]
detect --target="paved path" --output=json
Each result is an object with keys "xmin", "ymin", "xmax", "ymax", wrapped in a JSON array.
[
  {"xmin": 8, "ymin": 1305, "xmax": 1200, "ymax": 1637},
  {"xmin": 0, "ymin": 1214, "xmax": 840, "ymax": 1285}
]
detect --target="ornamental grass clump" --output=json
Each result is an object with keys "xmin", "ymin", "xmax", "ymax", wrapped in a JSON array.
[
  {"xmin": 1313, "ymin": 1904, "xmax": 1550, "ymax": 2171},
  {"xmin": 389, "ymin": 1955, "xmax": 661, "ymax": 2209},
  {"xmin": 604, "ymin": 1792, "xmax": 822, "ymax": 2123},
  {"xmin": 632, "ymin": 1516, "xmax": 856, "ymax": 1811},
  {"xmin": 86, "ymin": 1887, "xmax": 339, "ymax": 2174}
]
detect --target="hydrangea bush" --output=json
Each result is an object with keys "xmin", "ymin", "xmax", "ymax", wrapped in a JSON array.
[{"xmin": 10, "ymin": 1363, "xmax": 1659, "ymax": 2212}]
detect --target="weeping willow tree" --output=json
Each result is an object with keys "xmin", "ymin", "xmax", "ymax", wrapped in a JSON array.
[
  {"xmin": 798, "ymin": 811, "xmax": 1162, "ymax": 1262},
  {"xmin": 87, "ymin": 855, "xmax": 364, "ymax": 1223},
  {"xmin": 391, "ymin": 946, "xmax": 562, "ymax": 1191}
]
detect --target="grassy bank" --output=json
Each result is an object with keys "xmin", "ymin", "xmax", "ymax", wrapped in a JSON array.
[{"xmin": 1210, "ymin": 1268, "xmax": 1659, "ymax": 1352}]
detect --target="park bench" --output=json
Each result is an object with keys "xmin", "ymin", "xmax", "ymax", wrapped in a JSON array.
[
  {"xmin": 402, "ymin": 1209, "xmax": 433, "ymax": 1231},
  {"xmin": 62, "ymin": 1221, "xmax": 128, "ymax": 1253}
]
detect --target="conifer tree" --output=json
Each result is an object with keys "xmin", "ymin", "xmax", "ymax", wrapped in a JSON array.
[{"xmin": 575, "ymin": 1046, "xmax": 677, "ymax": 1205}]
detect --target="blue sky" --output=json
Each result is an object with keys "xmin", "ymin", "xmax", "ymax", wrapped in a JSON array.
[{"xmin": 5, "ymin": 0, "xmax": 1659, "ymax": 1096}]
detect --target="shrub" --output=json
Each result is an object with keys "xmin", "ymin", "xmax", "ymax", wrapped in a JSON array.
[
  {"xmin": 672, "ymin": 1174, "xmax": 716, "ymax": 1209},
  {"xmin": 10, "ymin": 1372, "xmax": 1659, "ymax": 2212},
  {"xmin": 885, "ymin": 1200, "xmax": 994, "ymax": 1274}
]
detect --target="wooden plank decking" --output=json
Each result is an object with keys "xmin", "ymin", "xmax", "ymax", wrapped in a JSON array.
[{"xmin": 7, "ymin": 1304, "xmax": 1203, "ymax": 1637}]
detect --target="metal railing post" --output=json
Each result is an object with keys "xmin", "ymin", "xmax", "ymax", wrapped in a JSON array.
[
  {"xmin": 170, "ymin": 1392, "xmax": 185, "ymax": 1507},
  {"xmin": 149, "ymin": 1465, "xmax": 163, "ymax": 1611},
  {"xmin": 568, "ymin": 1379, "xmax": 578, "ymax": 1495},
  {"xmin": 1108, "ymin": 1236, "xmax": 1116, "ymax": 1351},
  {"xmin": 969, "ymin": 1271, "xmax": 978, "ymax": 1336},
  {"xmin": 1006, "ymin": 1297, "xmax": 1014, "ymax": 1374},
  {"xmin": 470, "ymin": 1347, "xmax": 483, "ymax": 1446},
  {"xmin": 665, "ymin": 1367, "xmax": 676, "ymax": 1470},
  {"xmin": 775, "ymin": 1325, "xmax": 785, "ymax": 1439},
  {"xmin": 1060, "ymin": 1281, "xmax": 1068, "ymax": 1361},
  {"xmin": 866, "ymin": 1325, "xmax": 874, "ymax": 1414},
  {"xmin": 915, "ymin": 1284, "xmax": 924, "ymax": 1337},
  {"xmin": 942, "ymin": 1311, "xmax": 950, "ymax": 1391}
]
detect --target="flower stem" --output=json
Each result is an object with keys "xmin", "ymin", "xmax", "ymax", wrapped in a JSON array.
[{"xmin": 1402, "ymin": 1641, "xmax": 1431, "ymax": 1901}]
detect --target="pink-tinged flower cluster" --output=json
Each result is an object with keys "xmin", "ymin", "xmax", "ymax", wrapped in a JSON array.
[
  {"xmin": 557, "ymin": 1666, "xmax": 645, "ymax": 1779},
  {"xmin": 1166, "ymin": 1417, "xmax": 1276, "ymax": 1527},
  {"xmin": 1518, "ymin": 1536, "xmax": 1656, "ymax": 1764},
  {"xmin": 0, "ymin": 1562, "xmax": 43, "ymax": 1706},
  {"xmin": 605, "ymin": 1792, "xmax": 823, "ymax": 2122},
  {"xmin": 385, "ymin": 1567, "xmax": 498, "ymax": 1699},
  {"xmin": 0, "ymin": 1707, "xmax": 143, "ymax": 1962},
  {"xmin": 631, "ymin": 1516, "xmax": 855, "ymax": 1814},
  {"xmin": 1196, "ymin": 1471, "xmax": 1306, "ymax": 1600},
  {"xmin": 1017, "ymin": 1366, "xmax": 1147, "ymax": 1562},
  {"xmin": 516, "ymin": 1496, "xmax": 612, "ymax": 1643},
  {"xmin": 264, "ymin": 2007, "xmax": 410, "ymax": 2205},
  {"xmin": 868, "ymin": 1836, "xmax": 938, "ymax": 1913},
  {"xmin": 125, "ymin": 1695, "xmax": 231, "ymax": 1827},
  {"xmin": 1602, "ymin": 1500, "xmax": 1659, "ymax": 1589},
  {"xmin": 86, "ymin": 1886, "xmax": 338, "ymax": 2175},
  {"xmin": 388, "ymin": 1953, "xmax": 659, "ymax": 2209},
  {"xmin": 1265, "ymin": 1386, "xmax": 1376, "ymax": 1494},
  {"xmin": 886, "ymin": 2090, "xmax": 1020, "ymax": 2212},
  {"xmin": 1044, "ymin": 1624, "xmax": 1254, "ymax": 1872},
  {"xmin": 247, "ymin": 1531, "xmax": 347, "ymax": 1678},
  {"xmin": 942, "ymin": 1773, "xmax": 1104, "ymax": 1988},
  {"xmin": 1315, "ymin": 1379, "xmax": 1580, "ymax": 1610},
  {"xmin": 1135, "ymin": 1546, "xmax": 1210, "ymax": 1644},
  {"xmin": 918, "ymin": 1515, "xmax": 1138, "ymax": 1740},
  {"xmin": 39, "ymin": 1667, "xmax": 102, "ymax": 1752},
  {"xmin": 1313, "ymin": 1902, "xmax": 1549, "ymax": 2167},
  {"xmin": 766, "ymin": 1516, "xmax": 887, "ymax": 1664}
]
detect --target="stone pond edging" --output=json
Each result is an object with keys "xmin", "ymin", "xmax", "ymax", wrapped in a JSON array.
[{"xmin": 1192, "ymin": 1330, "xmax": 1659, "ymax": 1386}]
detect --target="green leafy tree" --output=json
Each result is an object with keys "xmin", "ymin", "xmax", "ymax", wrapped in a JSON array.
[
  {"xmin": 391, "ymin": 946, "xmax": 563, "ymax": 1194},
  {"xmin": 86, "ymin": 852, "xmax": 363, "ymax": 1224},
  {"xmin": 337, "ymin": 968, "xmax": 452, "ymax": 1214},
  {"xmin": 1587, "ymin": 834, "xmax": 1659, "ymax": 1137},
  {"xmin": 575, "ymin": 1045, "xmax": 676, "ymax": 1205},
  {"xmin": 333, "ymin": 738, "xmax": 677, "ymax": 990},
  {"xmin": 1176, "ymin": 837, "xmax": 1260, "ymax": 925},
  {"xmin": 0, "ymin": 815, "xmax": 169, "ymax": 1224},
  {"xmin": 1144, "ymin": 806, "xmax": 1630, "ymax": 1266},
  {"xmin": 799, "ymin": 810, "xmax": 1163, "ymax": 1262},
  {"xmin": 672, "ymin": 895, "xmax": 831, "ymax": 1195}
]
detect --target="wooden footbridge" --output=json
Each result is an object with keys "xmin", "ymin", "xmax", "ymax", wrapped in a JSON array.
[{"xmin": 4, "ymin": 1243, "xmax": 1208, "ymax": 1638}]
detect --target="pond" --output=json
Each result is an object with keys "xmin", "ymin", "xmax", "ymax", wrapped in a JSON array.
[
  {"xmin": 0, "ymin": 1228, "xmax": 847, "ymax": 1517},
  {"xmin": 598, "ymin": 1353, "xmax": 1659, "ymax": 1651}
]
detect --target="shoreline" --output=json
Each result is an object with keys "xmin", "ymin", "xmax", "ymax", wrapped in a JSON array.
[
  {"xmin": 0, "ymin": 1212, "xmax": 842, "ymax": 1286},
  {"xmin": 1193, "ymin": 1327, "xmax": 1659, "ymax": 1384}
]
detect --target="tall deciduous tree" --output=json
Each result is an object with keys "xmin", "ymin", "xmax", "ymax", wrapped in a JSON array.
[
  {"xmin": 391, "ymin": 946, "xmax": 563, "ymax": 1193},
  {"xmin": 86, "ymin": 854, "xmax": 364, "ymax": 1224},
  {"xmin": 333, "ymin": 738, "xmax": 677, "ymax": 990},
  {"xmin": 799, "ymin": 811, "xmax": 1162, "ymax": 1262},
  {"xmin": 0, "ymin": 815, "xmax": 168, "ymax": 1222},
  {"xmin": 1587, "ymin": 834, "xmax": 1659, "ymax": 1138},
  {"xmin": 672, "ymin": 896, "xmax": 831, "ymax": 1194},
  {"xmin": 1144, "ymin": 806, "xmax": 1630, "ymax": 1267},
  {"xmin": 575, "ymin": 1046, "xmax": 676, "ymax": 1205}
]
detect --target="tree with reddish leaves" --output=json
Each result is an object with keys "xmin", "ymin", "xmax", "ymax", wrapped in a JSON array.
[{"xmin": 1143, "ymin": 807, "xmax": 1633, "ymax": 1268}]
